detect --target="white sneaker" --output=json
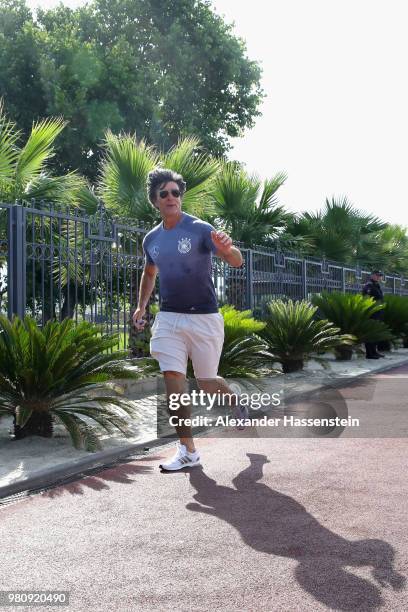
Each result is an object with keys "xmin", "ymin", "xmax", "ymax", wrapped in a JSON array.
[{"xmin": 159, "ymin": 443, "xmax": 201, "ymax": 471}]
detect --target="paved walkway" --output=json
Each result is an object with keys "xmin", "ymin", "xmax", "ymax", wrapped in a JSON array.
[
  {"xmin": 2, "ymin": 350, "xmax": 408, "ymax": 498},
  {"xmin": 1, "ymin": 363, "xmax": 407, "ymax": 611}
]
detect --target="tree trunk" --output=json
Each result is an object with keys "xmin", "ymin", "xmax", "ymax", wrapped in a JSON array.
[
  {"xmin": 61, "ymin": 284, "xmax": 76, "ymax": 320},
  {"xmin": 377, "ymin": 340, "xmax": 392, "ymax": 352},
  {"xmin": 281, "ymin": 359, "xmax": 304, "ymax": 373},
  {"xmin": 13, "ymin": 411, "xmax": 54, "ymax": 439},
  {"xmin": 335, "ymin": 346, "xmax": 353, "ymax": 360},
  {"xmin": 43, "ymin": 294, "xmax": 56, "ymax": 323}
]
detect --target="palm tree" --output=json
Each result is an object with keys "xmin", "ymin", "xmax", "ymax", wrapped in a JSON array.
[
  {"xmin": 0, "ymin": 100, "xmax": 91, "ymax": 206},
  {"xmin": 209, "ymin": 162, "xmax": 289, "ymax": 246},
  {"xmin": 97, "ymin": 132, "xmax": 219, "ymax": 227},
  {"xmin": 206, "ymin": 163, "xmax": 291, "ymax": 309},
  {"xmin": 0, "ymin": 315, "xmax": 145, "ymax": 451},
  {"xmin": 369, "ymin": 225, "xmax": 408, "ymax": 276},
  {"xmin": 0, "ymin": 101, "xmax": 98, "ymax": 322},
  {"xmin": 286, "ymin": 196, "xmax": 386, "ymax": 264}
]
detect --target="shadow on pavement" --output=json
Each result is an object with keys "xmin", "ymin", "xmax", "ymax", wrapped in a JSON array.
[
  {"xmin": 187, "ymin": 454, "xmax": 405, "ymax": 611},
  {"xmin": 41, "ymin": 460, "xmax": 157, "ymax": 498}
]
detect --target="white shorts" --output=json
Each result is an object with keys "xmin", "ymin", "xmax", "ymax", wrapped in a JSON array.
[{"xmin": 150, "ymin": 311, "xmax": 224, "ymax": 379}]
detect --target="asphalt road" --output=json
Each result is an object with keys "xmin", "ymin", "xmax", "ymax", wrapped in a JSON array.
[{"xmin": 1, "ymin": 365, "xmax": 408, "ymax": 612}]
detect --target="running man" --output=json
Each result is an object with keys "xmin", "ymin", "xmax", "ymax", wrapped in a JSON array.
[{"xmin": 132, "ymin": 168, "xmax": 245, "ymax": 471}]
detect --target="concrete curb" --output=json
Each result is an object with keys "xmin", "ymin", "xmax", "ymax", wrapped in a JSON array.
[
  {"xmin": 1, "ymin": 355, "xmax": 408, "ymax": 501},
  {"xmin": 284, "ymin": 355, "xmax": 408, "ymax": 394},
  {"xmin": 0, "ymin": 436, "xmax": 170, "ymax": 500}
]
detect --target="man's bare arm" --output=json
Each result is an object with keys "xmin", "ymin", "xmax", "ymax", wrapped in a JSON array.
[
  {"xmin": 211, "ymin": 230, "xmax": 243, "ymax": 268},
  {"xmin": 138, "ymin": 264, "xmax": 158, "ymax": 308},
  {"xmin": 132, "ymin": 263, "xmax": 158, "ymax": 329},
  {"xmin": 215, "ymin": 245, "xmax": 243, "ymax": 268}
]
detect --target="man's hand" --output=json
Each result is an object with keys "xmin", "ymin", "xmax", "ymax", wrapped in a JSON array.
[
  {"xmin": 211, "ymin": 230, "xmax": 233, "ymax": 254},
  {"xmin": 132, "ymin": 307, "xmax": 147, "ymax": 331},
  {"xmin": 211, "ymin": 230, "xmax": 243, "ymax": 267}
]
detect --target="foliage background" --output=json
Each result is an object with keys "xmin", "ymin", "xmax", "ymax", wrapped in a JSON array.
[{"xmin": 0, "ymin": 0, "xmax": 263, "ymax": 181}]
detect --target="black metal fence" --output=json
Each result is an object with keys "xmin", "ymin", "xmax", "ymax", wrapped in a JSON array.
[
  {"xmin": 1, "ymin": 201, "xmax": 407, "ymax": 346},
  {"xmin": 237, "ymin": 246, "xmax": 408, "ymax": 319}
]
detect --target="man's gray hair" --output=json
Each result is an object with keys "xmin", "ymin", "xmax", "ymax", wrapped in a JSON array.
[{"xmin": 146, "ymin": 167, "xmax": 186, "ymax": 207}]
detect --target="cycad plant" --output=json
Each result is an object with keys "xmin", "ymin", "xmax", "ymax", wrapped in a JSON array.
[
  {"xmin": 312, "ymin": 292, "xmax": 394, "ymax": 359},
  {"xmin": 215, "ymin": 305, "xmax": 272, "ymax": 378},
  {"xmin": 0, "ymin": 316, "xmax": 143, "ymax": 451},
  {"xmin": 381, "ymin": 295, "xmax": 408, "ymax": 347},
  {"xmin": 260, "ymin": 299, "xmax": 352, "ymax": 372}
]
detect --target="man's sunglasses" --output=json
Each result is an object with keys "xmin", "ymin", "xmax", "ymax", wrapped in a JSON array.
[{"xmin": 159, "ymin": 189, "xmax": 181, "ymax": 199}]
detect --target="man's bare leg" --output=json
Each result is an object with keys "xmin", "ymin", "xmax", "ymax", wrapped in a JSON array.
[
  {"xmin": 195, "ymin": 376, "xmax": 239, "ymax": 409},
  {"xmin": 163, "ymin": 371, "xmax": 196, "ymax": 453}
]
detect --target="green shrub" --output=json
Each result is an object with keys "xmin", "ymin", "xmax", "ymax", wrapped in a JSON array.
[
  {"xmin": 214, "ymin": 305, "xmax": 272, "ymax": 378},
  {"xmin": 382, "ymin": 295, "xmax": 408, "ymax": 345},
  {"xmin": 0, "ymin": 316, "xmax": 143, "ymax": 451},
  {"xmin": 312, "ymin": 292, "xmax": 394, "ymax": 359},
  {"xmin": 260, "ymin": 299, "xmax": 353, "ymax": 371}
]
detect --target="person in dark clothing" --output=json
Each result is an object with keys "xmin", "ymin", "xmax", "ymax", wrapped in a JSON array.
[{"xmin": 362, "ymin": 270, "xmax": 385, "ymax": 359}]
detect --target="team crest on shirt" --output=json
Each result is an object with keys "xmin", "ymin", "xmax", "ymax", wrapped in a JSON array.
[
  {"xmin": 151, "ymin": 245, "xmax": 160, "ymax": 259},
  {"xmin": 178, "ymin": 237, "xmax": 191, "ymax": 254}
]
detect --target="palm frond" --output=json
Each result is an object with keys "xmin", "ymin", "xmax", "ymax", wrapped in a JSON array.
[
  {"xmin": 0, "ymin": 100, "xmax": 20, "ymax": 189},
  {"xmin": 54, "ymin": 410, "xmax": 102, "ymax": 451},
  {"xmin": 98, "ymin": 130, "xmax": 158, "ymax": 221},
  {"xmin": 210, "ymin": 163, "xmax": 288, "ymax": 244},
  {"xmin": 181, "ymin": 181, "xmax": 217, "ymax": 219},
  {"xmin": 287, "ymin": 196, "xmax": 387, "ymax": 264},
  {"xmin": 160, "ymin": 137, "xmax": 220, "ymax": 190},
  {"xmin": 259, "ymin": 172, "xmax": 287, "ymax": 209},
  {"xmin": 24, "ymin": 172, "xmax": 92, "ymax": 208},
  {"xmin": 14, "ymin": 117, "xmax": 66, "ymax": 191}
]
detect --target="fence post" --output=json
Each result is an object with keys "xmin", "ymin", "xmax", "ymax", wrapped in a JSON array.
[
  {"xmin": 301, "ymin": 259, "xmax": 307, "ymax": 299},
  {"xmin": 7, "ymin": 205, "xmax": 26, "ymax": 319},
  {"xmin": 341, "ymin": 267, "xmax": 346, "ymax": 293},
  {"xmin": 246, "ymin": 249, "xmax": 254, "ymax": 310}
]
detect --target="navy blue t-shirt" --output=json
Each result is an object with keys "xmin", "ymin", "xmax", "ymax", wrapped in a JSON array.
[{"xmin": 143, "ymin": 213, "xmax": 219, "ymax": 313}]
